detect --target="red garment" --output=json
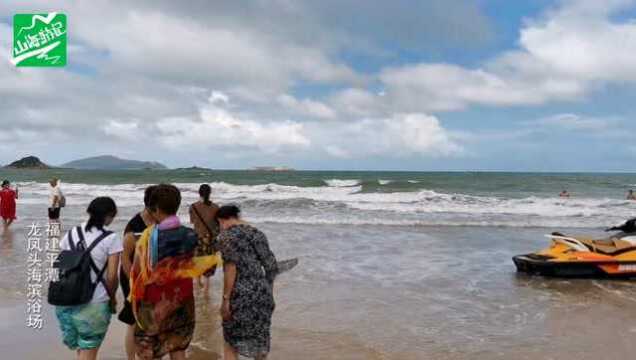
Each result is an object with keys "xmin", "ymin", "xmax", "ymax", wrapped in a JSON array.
[{"xmin": 0, "ymin": 188, "xmax": 17, "ymax": 220}]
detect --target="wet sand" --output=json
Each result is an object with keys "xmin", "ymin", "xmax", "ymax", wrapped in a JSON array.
[
  {"xmin": 1, "ymin": 283, "xmax": 385, "ymax": 360},
  {"xmin": 0, "ymin": 223, "xmax": 385, "ymax": 359},
  {"xmin": 2, "ymin": 215, "xmax": 636, "ymax": 359}
]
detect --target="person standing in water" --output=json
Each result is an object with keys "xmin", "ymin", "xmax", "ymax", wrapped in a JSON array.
[
  {"xmin": 559, "ymin": 190, "xmax": 570, "ymax": 198},
  {"xmin": 627, "ymin": 190, "xmax": 636, "ymax": 200},
  {"xmin": 0, "ymin": 180, "xmax": 18, "ymax": 232},
  {"xmin": 189, "ymin": 184, "xmax": 220, "ymax": 293},
  {"xmin": 217, "ymin": 205, "xmax": 279, "ymax": 360},
  {"xmin": 118, "ymin": 185, "xmax": 157, "ymax": 360},
  {"xmin": 131, "ymin": 184, "xmax": 208, "ymax": 360},
  {"xmin": 54, "ymin": 197, "xmax": 122, "ymax": 360},
  {"xmin": 49, "ymin": 178, "xmax": 64, "ymax": 221}
]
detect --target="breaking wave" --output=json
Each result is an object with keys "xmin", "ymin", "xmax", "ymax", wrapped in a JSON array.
[
  {"xmin": 14, "ymin": 181, "xmax": 636, "ymax": 228},
  {"xmin": 324, "ymin": 179, "xmax": 361, "ymax": 187}
]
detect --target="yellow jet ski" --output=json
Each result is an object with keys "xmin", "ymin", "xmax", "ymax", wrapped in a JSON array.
[{"xmin": 513, "ymin": 218, "xmax": 636, "ymax": 278}]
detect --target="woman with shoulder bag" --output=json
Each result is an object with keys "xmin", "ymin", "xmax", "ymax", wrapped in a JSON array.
[{"xmin": 189, "ymin": 184, "xmax": 220, "ymax": 292}]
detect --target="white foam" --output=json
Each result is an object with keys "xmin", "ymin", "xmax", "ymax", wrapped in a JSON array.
[
  {"xmin": 13, "ymin": 181, "xmax": 636, "ymax": 228},
  {"xmin": 378, "ymin": 180, "xmax": 393, "ymax": 185},
  {"xmin": 324, "ymin": 179, "xmax": 360, "ymax": 187}
]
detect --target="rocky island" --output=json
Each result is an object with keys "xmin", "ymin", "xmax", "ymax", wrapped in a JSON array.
[{"xmin": 4, "ymin": 156, "xmax": 51, "ymax": 169}]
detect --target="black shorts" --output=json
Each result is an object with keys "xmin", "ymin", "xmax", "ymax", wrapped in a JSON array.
[
  {"xmin": 118, "ymin": 271, "xmax": 136, "ymax": 325},
  {"xmin": 48, "ymin": 207, "xmax": 61, "ymax": 220}
]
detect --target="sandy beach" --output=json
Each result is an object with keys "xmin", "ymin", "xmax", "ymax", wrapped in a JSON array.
[
  {"xmin": 0, "ymin": 172, "xmax": 635, "ymax": 359},
  {"xmin": 3, "ymin": 214, "xmax": 636, "ymax": 359},
  {"xmin": 1, "ymin": 222, "xmax": 391, "ymax": 360}
]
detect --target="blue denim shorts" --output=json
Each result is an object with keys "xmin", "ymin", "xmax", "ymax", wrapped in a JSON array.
[{"xmin": 55, "ymin": 302, "xmax": 112, "ymax": 350}]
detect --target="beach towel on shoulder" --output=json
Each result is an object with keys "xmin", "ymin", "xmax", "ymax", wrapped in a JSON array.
[{"xmin": 129, "ymin": 221, "xmax": 221, "ymax": 358}]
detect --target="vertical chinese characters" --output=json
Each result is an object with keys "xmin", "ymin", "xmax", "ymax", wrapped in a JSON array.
[
  {"xmin": 46, "ymin": 222, "xmax": 61, "ymax": 282},
  {"xmin": 26, "ymin": 223, "xmax": 44, "ymax": 329}
]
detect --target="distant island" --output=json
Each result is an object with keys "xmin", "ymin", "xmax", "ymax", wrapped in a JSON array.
[
  {"xmin": 4, "ymin": 156, "xmax": 50, "ymax": 169},
  {"xmin": 62, "ymin": 155, "xmax": 167, "ymax": 170},
  {"xmin": 172, "ymin": 166, "xmax": 213, "ymax": 171},
  {"xmin": 250, "ymin": 166, "xmax": 295, "ymax": 172}
]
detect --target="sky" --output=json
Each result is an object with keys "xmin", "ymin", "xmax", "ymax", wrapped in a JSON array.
[{"xmin": 1, "ymin": 0, "xmax": 636, "ymax": 171}]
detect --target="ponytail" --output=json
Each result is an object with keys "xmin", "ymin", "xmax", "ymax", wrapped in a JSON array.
[
  {"xmin": 199, "ymin": 184, "xmax": 212, "ymax": 206},
  {"xmin": 85, "ymin": 197, "xmax": 118, "ymax": 232}
]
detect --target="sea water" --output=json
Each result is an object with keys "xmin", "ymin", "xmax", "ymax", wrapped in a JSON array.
[
  {"xmin": 1, "ymin": 169, "xmax": 635, "ymax": 359},
  {"xmin": 4, "ymin": 169, "xmax": 636, "ymax": 228}
]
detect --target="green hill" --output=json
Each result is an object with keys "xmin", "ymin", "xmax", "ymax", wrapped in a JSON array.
[
  {"xmin": 62, "ymin": 155, "xmax": 167, "ymax": 170},
  {"xmin": 4, "ymin": 156, "xmax": 50, "ymax": 169}
]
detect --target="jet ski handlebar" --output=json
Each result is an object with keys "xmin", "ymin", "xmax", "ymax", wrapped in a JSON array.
[
  {"xmin": 605, "ymin": 218, "xmax": 636, "ymax": 233},
  {"xmin": 544, "ymin": 234, "xmax": 589, "ymax": 252}
]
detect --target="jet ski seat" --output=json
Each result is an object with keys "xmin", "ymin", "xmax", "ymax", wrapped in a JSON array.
[
  {"xmin": 576, "ymin": 236, "xmax": 636, "ymax": 255},
  {"xmin": 550, "ymin": 232, "xmax": 636, "ymax": 255}
]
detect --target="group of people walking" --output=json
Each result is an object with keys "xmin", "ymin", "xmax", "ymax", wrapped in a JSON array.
[{"xmin": 49, "ymin": 183, "xmax": 280, "ymax": 360}]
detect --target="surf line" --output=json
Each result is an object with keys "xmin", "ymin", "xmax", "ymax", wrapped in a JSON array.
[{"xmin": 591, "ymin": 281, "xmax": 636, "ymax": 304}]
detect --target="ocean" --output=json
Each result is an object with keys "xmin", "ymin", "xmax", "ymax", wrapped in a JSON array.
[
  {"xmin": 1, "ymin": 169, "xmax": 636, "ymax": 359},
  {"xmin": 3, "ymin": 169, "xmax": 636, "ymax": 228}
]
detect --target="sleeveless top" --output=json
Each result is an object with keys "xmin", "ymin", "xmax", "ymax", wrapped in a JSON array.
[{"xmin": 118, "ymin": 212, "xmax": 148, "ymax": 324}]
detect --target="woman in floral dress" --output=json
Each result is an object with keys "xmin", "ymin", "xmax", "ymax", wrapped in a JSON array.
[{"xmin": 216, "ymin": 205, "xmax": 279, "ymax": 360}]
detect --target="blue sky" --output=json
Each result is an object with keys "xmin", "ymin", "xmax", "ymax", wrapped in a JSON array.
[{"xmin": 1, "ymin": 0, "xmax": 636, "ymax": 171}]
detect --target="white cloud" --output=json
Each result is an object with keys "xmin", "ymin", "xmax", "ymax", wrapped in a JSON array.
[
  {"xmin": 209, "ymin": 91, "xmax": 230, "ymax": 105},
  {"xmin": 325, "ymin": 145, "xmax": 351, "ymax": 158},
  {"xmin": 1, "ymin": 0, "xmax": 635, "ymax": 169},
  {"xmin": 380, "ymin": 63, "xmax": 583, "ymax": 112},
  {"xmin": 312, "ymin": 113, "xmax": 462, "ymax": 158},
  {"xmin": 455, "ymin": 113, "xmax": 626, "ymax": 146},
  {"xmin": 125, "ymin": 90, "xmax": 462, "ymax": 160},
  {"xmin": 276, "ymin": 94, "xmax": 336, "ymax": 119},
  {"xmin": 329, "ymin": 88, "xmax": 382, "ymax": 116},
  {"xmin": 101, "ymin": 120, "xmax": 140, "ymax": 141},
  {"xmin": 69, "ymin": 8, "xmax": 360, "ymax": 98},
  {"xmin": 519, "ymin": 0, "xmax": 636, "ymax": 82},
  {"xmin": 385, "ymin": 113, "xmax": 462, "ymax": 156},
  {"xmin": 154, "ymin": 93, "xmax": 310, "ymax": 153},
  {"xmin": 367, "ymin": 0, "xmax": 636, "ymax": 113}
]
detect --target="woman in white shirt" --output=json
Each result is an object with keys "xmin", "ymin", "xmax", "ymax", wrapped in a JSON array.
[{"xmin": 54, "ymin": 197, "xmax": 123, "ymax": 360}]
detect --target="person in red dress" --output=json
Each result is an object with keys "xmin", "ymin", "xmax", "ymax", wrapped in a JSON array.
[{"xmin": 0, "ymin": 180, "xmax": 18, "ymax": 232}]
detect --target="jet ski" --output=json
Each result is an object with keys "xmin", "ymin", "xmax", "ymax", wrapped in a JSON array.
[{"xmin": 513, "ymin": 218, "xmax": 636, "ymax": 278}]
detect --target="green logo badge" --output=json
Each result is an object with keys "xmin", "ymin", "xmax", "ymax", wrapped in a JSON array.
[{"xmin": 12, "ymin": 13, "xmax": 67, "ymax": 67}]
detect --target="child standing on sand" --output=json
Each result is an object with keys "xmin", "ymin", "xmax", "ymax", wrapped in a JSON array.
[{"xmin": 0, "ymin": 180, "xmax": 18, "ymax": 232}]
